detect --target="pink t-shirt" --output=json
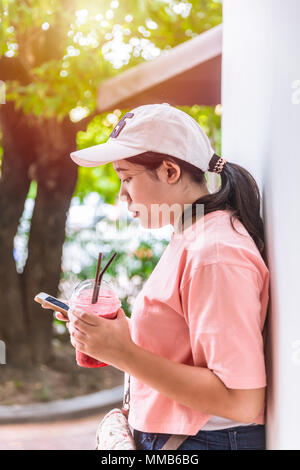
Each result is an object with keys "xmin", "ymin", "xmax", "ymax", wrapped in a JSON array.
[{"xmin": 128, "ymin": 209, "xmax": 269, "ymax": 435}]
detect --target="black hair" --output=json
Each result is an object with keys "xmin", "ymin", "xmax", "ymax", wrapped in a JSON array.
[{"xmin": 123, "ymin": 151, "xmax": 266, "ymax": 263}]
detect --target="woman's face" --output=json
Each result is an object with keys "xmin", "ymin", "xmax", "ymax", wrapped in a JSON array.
[{"xmin": 113, "ymin": 159, "xmax": 183, "ymax": 229}]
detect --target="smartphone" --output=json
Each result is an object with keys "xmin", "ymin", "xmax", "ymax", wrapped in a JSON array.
[{"xmin": 34, "ymin": 292, "xmax": 69, "ymax": 318}]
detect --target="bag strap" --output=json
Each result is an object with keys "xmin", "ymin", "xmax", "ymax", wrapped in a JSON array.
[
  {"xmin": 123, "ymin": 374, "xmax": 187, "ymax": 450},
  {"xmin": 161, "ymin": 434, "xmax": 188, "ymax": 450},
  {"xmin": 122, "ymin": 373, "xmax": 130, "ymax": 413}
]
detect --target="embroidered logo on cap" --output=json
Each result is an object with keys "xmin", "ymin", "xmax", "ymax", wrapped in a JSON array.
[{"xmin": 109, "ymin": 112, "xmax": 134, "ymax": 138}]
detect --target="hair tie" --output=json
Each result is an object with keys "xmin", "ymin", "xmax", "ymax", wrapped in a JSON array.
[{"xmin": 209, "ymin": 154, "xmax": 227, "ymax": 174}]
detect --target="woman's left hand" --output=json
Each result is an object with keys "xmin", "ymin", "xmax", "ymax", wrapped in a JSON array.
[{"xmin": 67, "ymin": 307, "xmax": 133, "ymax": 371}]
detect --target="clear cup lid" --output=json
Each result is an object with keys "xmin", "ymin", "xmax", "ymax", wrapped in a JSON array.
[{"xmin": 70, "ymin": 278, "xmax": 119, "ymax": 306}]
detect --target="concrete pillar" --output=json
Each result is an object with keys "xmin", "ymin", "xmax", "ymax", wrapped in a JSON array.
[{"xmin": 222, "ymin": 0, "xmax": 300, "ymax": 450}]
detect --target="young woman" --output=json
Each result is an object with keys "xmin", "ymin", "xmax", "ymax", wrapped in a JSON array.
[{"xmin": 53, "ymin": 104, "xmax": 269, "ymax": 450}]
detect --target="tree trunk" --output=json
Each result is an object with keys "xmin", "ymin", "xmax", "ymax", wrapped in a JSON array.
[
  {"xmin": 0, "ymin": 19, "xmax": 98, "ymax": 366},
  {"xmin": 0, "ymin": 101, "xmax": 83, "ymax": 366},
  {"xmin": 0, "ymin": 102, "xmax": 34, "ymax": 365},
  {"xmin": 22, "ymin": 116, "xmax": 78, "ymax": 365}
]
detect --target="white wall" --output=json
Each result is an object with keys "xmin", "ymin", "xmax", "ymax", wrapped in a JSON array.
[{"xmin": 222, "ymin": 0, "xmax": 300, "ymax": 450}]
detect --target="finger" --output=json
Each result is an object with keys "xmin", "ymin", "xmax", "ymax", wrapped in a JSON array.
[
  {"xmin": 70, "ymin": 335, "xmax": 85, "ymax": 351},
  {"xmin": 116, "ymin": 308, "xmax": 126, "ymax": 318},
  {"xmin": 41, "ymin": 304, "xmax": 68, "ymax": 320},
  {"xmin": 68, "ymin": 323, "xmax": 87, "ymax": 341},
  {"xmin": 69, "ymin": 308, "xmax": 101, "ymax": 327},
  {"xmin": 55, "ymin": 312, "xmax": 69, "ymax": 321},
  {"xmin": 68, "ymin": 315, "xmax": 91, "ymax": 335}
]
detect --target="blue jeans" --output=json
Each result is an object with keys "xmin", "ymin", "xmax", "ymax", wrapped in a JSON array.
[{"xmin": 133, "ymin": 424, "xmax": 266, "ymax": 450}]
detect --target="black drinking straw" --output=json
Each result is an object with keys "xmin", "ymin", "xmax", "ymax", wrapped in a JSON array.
[
  {"xmin": 91, "ymin": 252, "xmax": 117, "ymax": 304},
  {"xmin": 91, "ymin": 252, "xmax": 103, "ymax": 304}
]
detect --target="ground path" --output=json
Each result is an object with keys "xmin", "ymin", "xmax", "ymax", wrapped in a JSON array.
[{"xmin": 0, "ymin": 412, "xmax": 107, "ymax": 450}]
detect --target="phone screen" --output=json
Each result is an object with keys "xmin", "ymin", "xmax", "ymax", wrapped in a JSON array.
[{"xmin": 45, "ymin": 296, "xmax": 69, "ymax": 311}]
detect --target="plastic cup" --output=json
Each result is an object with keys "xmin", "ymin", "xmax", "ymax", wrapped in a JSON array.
[{"xmin": 69, "ymin": 278, "xmax": 121, "ymax": 368}]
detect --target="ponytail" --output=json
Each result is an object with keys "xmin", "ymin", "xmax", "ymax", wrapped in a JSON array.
[
  {"xmin": 124, "ymin": 152, "xmax": 266, "ymax": 263},
  {"xmin": 181, "ymin": 154, "xmax": 266, "ymax": 262}
]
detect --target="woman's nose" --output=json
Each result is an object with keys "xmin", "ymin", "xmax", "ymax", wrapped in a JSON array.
[{"xmin": 119, "ymin": 190, "xmax": 130, "ymax": 205}]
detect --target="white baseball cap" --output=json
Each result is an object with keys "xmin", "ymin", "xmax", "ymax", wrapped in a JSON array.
[{"xmin": 70, "ymin": 103, "xmax": 219, "ymax": 172}]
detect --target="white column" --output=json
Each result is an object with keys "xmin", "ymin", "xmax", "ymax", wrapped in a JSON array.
[{"xmin": 222, "ymin": 0, "xmax": 300, "ymax": 450}]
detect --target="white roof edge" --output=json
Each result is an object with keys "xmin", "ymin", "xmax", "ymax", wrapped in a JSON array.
[{"xmin": 97, "ymin": 24, "xmax": 223, "ymax": 112}]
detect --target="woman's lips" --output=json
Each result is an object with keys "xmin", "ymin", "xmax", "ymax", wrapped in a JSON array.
[{"xmin": 129, "ymin": 207, "xmax": 139, "ymax": 218}]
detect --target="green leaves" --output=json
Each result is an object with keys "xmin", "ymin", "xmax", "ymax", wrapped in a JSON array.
[
  {"xmin": 74, "ymin": 164, "xmax": 120, "ymax": 205},
  {"xmin": 1, "ymin": 0, "xmax": 222, "ymax": 119},
  {"xmin": 1, "ymin": 1, "xmax": 222, "ymax": 211}
]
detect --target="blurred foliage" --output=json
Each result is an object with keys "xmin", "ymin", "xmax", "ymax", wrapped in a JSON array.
[
  {"xmin": 1, "ymin": 0, "xmax": 222, "ymax": 121},
  {"xmin": 59, "ymin": 218, "xmax": 169, "ymax": 318},
  {"xmin": 0, "ymin": 0, "xmax": 222, "ymax": 176},
  {"xmin": 2, "ymin": 0, "xmax": 223, "ymax": 319},
  {"xmin": 70, "ymin": 240, "xmax": 165, "ymax": 284}
]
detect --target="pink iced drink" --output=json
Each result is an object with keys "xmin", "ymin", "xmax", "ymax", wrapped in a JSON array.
[{"xmin": 70, "ymin": 285, "xmax": 121, "ymax": 368}]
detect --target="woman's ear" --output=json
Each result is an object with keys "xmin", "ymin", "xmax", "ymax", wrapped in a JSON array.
[{"xmin": 159, "ymin": 160, "xmax": 181, "ymax": 183}]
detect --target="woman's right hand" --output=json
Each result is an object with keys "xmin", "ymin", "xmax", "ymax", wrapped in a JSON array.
[{"xmin": 41, "ymin": 302, "xmax": 69, "ymax": 322}]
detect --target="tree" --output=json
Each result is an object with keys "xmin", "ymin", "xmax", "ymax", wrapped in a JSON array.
[{"xmin": 0, "ymin": 0, "xmax": 222, "ymax": 366}]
